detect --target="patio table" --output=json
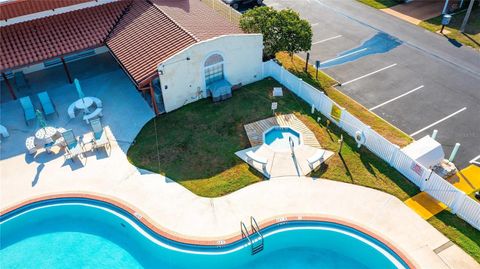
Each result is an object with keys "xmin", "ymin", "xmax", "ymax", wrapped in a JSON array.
[
  {"xmin": 74, "ymin": 97, "xmax": 94, "ymax": 112},
  {"xmin": 34, "ymin": 126, "xmax": 58, "ymax": 146}
]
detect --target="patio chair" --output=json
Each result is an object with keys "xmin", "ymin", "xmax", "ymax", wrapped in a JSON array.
[
  {"xmin": 25, "ymin": 136, "xmax": 39, "ymax": 155},
  {"xmin": 14, "ymin": 71, "xmax": 29, "ymax": 90},
  {"xmin": 19, "ymin": 96, "xmax": 36, "ymax": 126},
  {"xmin": 37, "ymin": 91, "xmax": 58, "ymax": 117},
  {"xmin": 90, "ymin": 118, "xmax": 110, "ymax": 153},
  {"xmin": 83, "ymin": 107, "xmax": 103, "ymax": 124},
  {"xmin": 61, "ymin": 129, "xmax": 86, "ymax": 162}
]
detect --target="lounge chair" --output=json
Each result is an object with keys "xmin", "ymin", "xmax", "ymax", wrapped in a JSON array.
[
  {"xmin": 61, "ymin": 129, "xmax": 86, "ymax": 162},
  {"xmin": 37, "ymin": 91, "xmax": 58, "ymax": 117},
  {"xmin": 90, "ymin": 118, "xmax": 110, "ymax": 153},
  {"xmin": 19, "ymin": 96, "xmax": 36, "ymax": 126},
  {"xmin": 307, "ymin": 149, "xmax": 325, "ymax": 169},
  {"xmin": 14, "ymin": 72, "xmax": 29, "ymax": 90}
]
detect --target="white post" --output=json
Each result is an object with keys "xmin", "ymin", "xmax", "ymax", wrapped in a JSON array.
[
  {"xmin": 311, "ymin": 104, "xmax": 315, "ymax": 114},
  {"xmin": 442, "ymin": 0, "xmax": 450, "ymax": 14},
  {"xmin": 449, "ymin": 143, "xmax": 461, "ymax": 162},
  {"xmin": 431, "ymin": 129, "xmax": 438, "ymax": 140}
]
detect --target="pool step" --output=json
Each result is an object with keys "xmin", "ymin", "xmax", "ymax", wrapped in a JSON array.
[{"xmin": 252, "ymin": 243, "xmax": 264, "ymax": 255}]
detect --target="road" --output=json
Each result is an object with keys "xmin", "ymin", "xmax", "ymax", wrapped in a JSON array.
[{"xmin": 264, "ymin": 0, "xmax": 480, "ymax": 169}]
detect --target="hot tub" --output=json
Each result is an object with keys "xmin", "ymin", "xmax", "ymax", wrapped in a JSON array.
[{"xmin": 263, "ymin": 126, "xmax": 302, "ymax": 151}]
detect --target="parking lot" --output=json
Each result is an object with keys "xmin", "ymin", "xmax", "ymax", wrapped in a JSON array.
[{"xmin": 264, "ymin": 0, "xmax": 480, "ymax": 169}]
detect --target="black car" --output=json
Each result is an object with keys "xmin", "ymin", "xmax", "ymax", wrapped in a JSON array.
[{"xmin": 222, "ymin": 0, "xmax": 263, "ymax": 10}]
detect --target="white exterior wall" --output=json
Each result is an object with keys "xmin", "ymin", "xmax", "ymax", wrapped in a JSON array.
[{"xmin": 158, "ymin": 34, "xmax": 263, "ymax": 113}]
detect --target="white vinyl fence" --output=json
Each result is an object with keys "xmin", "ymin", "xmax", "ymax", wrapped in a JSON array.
[{"xmin": 262, "ymin": 60, "xmax": 480, "ymax": 230}]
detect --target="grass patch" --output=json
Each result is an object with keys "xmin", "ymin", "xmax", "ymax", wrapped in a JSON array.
[
  {"xmin": 419, "ymin": 7, "xmax": 480, "ymax": 50},
  {"xmin": 428, "ymin": 210, "xmax": 480, "ymax": 263},
  {"xmin": 127, "ymin": 78, "xmax": 417, "ymax": 199},
  {"xmin": 275, "ymin": 52, "xmax": 413, "ymax": 147},
  {"xmin": 357, "ymin": 0, "xmax": 399, "ymax": 9}
]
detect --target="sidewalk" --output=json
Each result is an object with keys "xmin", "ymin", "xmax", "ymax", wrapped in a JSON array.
[{"xmin": 381, "ymin": 1, "xmax": 444, "ymax": 25}]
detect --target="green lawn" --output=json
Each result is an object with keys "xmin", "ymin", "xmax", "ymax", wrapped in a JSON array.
[
  {"xmin": 127, "ymin": 78, "xmax": 417, "ymax": 199},
  {"xmin": 419, "ymin": 7, "xmax": 480, "ymax": 50},
  {"xmin": 357, "ymin": 0, "xmax": 399, "ymax": 9}
]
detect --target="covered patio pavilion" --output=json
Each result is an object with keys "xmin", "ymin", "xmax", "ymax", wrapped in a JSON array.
[
  {"xmin": 0, "ymin": 0, "xmax": 242, "ymax": 114},
  {"xmin": 0, "ymin": 52, "xmax": 154, "ymax": 161}
]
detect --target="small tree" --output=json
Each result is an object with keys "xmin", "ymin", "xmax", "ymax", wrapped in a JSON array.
[{"xmin": 240, "ymin": 7, "xmax": 312, "ymax": 59}]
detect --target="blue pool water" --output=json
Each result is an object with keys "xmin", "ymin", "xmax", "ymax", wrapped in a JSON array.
[
  {"xmin": 0, "ymin": 199, "xmax": 410, "ymax": 269},
  {"xmin": 264, "ymin": 127, "xmax": 301, "ymax": 150}
]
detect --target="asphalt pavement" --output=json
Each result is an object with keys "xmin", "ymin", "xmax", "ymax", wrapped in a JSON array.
[{"xmin": 264, "ymin": 0, "xmax": 480, "ymax": 169}]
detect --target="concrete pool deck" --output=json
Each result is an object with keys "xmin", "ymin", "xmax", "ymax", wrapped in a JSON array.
[{"xmin": 1, "ymin": 142, "xmax": 479, "ymax": 268}]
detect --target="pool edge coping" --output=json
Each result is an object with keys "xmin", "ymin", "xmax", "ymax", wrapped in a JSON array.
[{"xmin": 0, "ymin": 192, "xmax": 418, "ymax": 269}]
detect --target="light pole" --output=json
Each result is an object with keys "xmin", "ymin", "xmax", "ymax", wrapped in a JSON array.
[{"xmin": 460, "ymin": 0, "xmax": 475, "ymax": 33}]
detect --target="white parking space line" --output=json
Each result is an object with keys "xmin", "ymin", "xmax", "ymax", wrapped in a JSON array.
[
  {"xmin": 322, "ymin": 48, "xmax": 367, "ymax": 64},
  {"xmin": 341, "ymin": 64, "xmax": 397, "ymax": 86},
  {"xmin": 369, "ymin": 85, "xmax": 424, "ymax": 111},
  {"xmin": 312, "ymin": 35, "xmax": 342, "ymax": 45},
  {"xmin": 410, "ymin": 107, "xmax": 467, "ymax": 137}
]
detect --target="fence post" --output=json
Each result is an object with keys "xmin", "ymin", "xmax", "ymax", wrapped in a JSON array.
[
  {"xmin": 389, "ymin": 145, "xmax": 400, "ymax": 167},
  {"xmin": 452, "ymin": 191, "xmax": 466, "ymax": 214},
  {"xmin": 298, "ymin": 78, "xmax": 303, "ymax": 97}
]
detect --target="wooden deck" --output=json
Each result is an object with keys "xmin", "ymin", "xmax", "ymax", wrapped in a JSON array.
[{"xmin": 244, "ymin": 114, "xmax": 321, "ymax": 148}]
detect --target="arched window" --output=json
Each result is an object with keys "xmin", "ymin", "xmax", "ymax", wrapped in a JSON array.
[{"xmin": 204, "ymin": 54, "xmax": 224, "ymax": 85}]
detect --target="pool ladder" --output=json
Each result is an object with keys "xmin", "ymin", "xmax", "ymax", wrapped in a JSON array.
[{"xmin": 240, "ymin": 216, "xmax": 264, "ymax": 255}]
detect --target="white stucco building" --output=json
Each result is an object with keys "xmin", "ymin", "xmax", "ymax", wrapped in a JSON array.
[{"xmin": 158, "ymin": 34, "xmax": 264, "ymax": 112}]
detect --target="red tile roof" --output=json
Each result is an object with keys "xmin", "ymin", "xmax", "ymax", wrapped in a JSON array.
[
  {"xmin": 0, "ymin": 0, "xmax": 91, "ymax": 21},
  {"xmin": 152, "ymin": 0, "xmax": 242, "ymax": 41},
  {"xmin": 106, "ymin": 1, "xmax": 197, "ymax": 87},
  {"xmin": 0, "ymin": 1, "xmax": 131, "ymax": 71},
  {"xmin": 1, "ymin": 0, "xmax": 243, "ymax": 87}
]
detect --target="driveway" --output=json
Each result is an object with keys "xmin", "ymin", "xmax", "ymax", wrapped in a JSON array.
[{"xmin": 264, "ymin": 0, "xmax": 480, "ymax": 169}]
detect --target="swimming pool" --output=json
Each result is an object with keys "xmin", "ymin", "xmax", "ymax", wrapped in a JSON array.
[
  {"xmin": 0, "ymin": 198, "xmax": 410, "ymax": 269},
  {"xmin": 264, "ymin": 127, "xmax": 301, "ymax": 150}
]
